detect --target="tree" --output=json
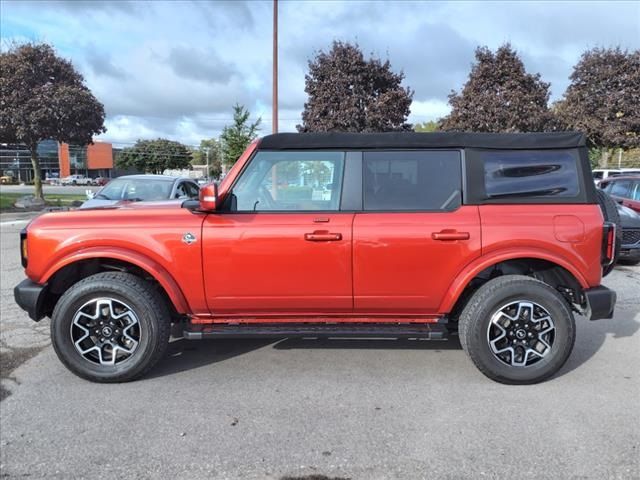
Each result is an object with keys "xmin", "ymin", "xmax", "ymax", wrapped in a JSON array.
[
  {"xmin": 414, "ymin": 120, "xmax": 439, "ymax": 132},
  {"xmin": 116, "ymin": 139, "xmax": 192, "ymax": 174},
  {"xmin": 0, "ymin": 42, "xmax": 106, "ymax": 199},
  {"xmin": 220, "ymin": 104, "xmax": 261, "ymax": 168},
  {"xmin": 191, "ymin": 138, "xmax": 222, "ymax": 178},
  {"xmin": 298, "ymin": 41, "xmax": 413, "ymax": 133},
  {"xmin": 440, "ymin": 44, "xmax": 553, "ymax": 132},
  {"xmin": 555, "ymin": 47, "xmax": 640, "ymax": 165}
]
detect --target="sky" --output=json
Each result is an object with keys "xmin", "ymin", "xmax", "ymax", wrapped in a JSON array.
[{"xmin": 1, "ymin": 0, "xmax": 639, "ymax": 148}]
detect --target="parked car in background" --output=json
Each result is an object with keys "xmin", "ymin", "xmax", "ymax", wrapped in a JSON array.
[
  {"xmin": 80, "ymin": 174, "xmax": 200, "ymax": 209},
  {"xmin": 61, "ymin": 174, "xmax": 91, "ymax": 186},
  {"xmin": 0, "ymin": 175, "xmax": 17, "ymax": 184},
  {"xmin": 617, "ymin": 203, "xmax": 640, "ymax": 265},
  {"xmin": 599, "ymin": 174, "xmax": 640, "ymax": 213},
  {"xmin": 92, "ymin": 177, "xmax": 109, "ymax": 186},
  {"xmin": 593, "ymin": 168, "xmax": 640, "ymax": 186}
]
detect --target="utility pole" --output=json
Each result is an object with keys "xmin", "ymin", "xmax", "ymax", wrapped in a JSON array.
[{"xmin": 272, "ymin": 0, "xmax": 278, "ymax": 134}]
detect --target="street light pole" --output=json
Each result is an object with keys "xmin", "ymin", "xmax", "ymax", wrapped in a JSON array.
[{"xmin": 272, "ymin": 0, "xmax": 278, "ymax": 134}]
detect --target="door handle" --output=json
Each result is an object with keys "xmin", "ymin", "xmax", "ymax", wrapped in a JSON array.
[
  {"xmin": 432, "ymin": 230, "xmax": 470, "ymax": 241},
  {"xmin": 304, "ymin": 231, "xmax": 342, "ymax": 241}
]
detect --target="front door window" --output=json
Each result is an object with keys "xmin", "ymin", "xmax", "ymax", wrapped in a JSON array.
[{"xmin": 231, "ymin": 151, "xmax": 345, "ymax": 211}]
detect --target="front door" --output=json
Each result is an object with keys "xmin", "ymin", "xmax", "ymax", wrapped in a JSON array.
[
  {"xmin": 353, "ymin": 150, "xmax": 481, "ymax": 314},
  {"xmin": 202, "ymin": 150, "xmax": 353, "ymax": 315}
]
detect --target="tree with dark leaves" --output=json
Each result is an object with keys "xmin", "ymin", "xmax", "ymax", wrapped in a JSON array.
[
  {"xmin": 117, "ymin": 139, "xmax": 192, "ymax": 174},
  {"xmin": 0, "ymin": 43, "xmax": 106, "ymax": 199},
  {"xmin": 298, "ymin": 41, "xmax": 413, "ymax": 133},
  {"xmin": 440, "ymin": 44, "xmax": 553, "ymax": 133},
  {"xmin": 555, "ymin": 47, "xmax": 640, "ymax": 163}
]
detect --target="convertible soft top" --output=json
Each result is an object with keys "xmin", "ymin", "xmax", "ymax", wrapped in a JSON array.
[{"xmin": 259, "ymin": 131, "xmax": 586, "ymax": 151}]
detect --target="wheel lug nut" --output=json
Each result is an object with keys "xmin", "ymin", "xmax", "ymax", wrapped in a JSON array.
[{"xmin": 100, "ymin": 337, "xmax": 105, "ymax": 342}]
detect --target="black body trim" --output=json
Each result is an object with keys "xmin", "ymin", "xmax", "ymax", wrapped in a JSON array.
[
  {"xmin": 14, "ymin": 279, "xmax": 48, "ymax": 322},
  {"xmin": 340, "ymin": 151, "xmax": 363, "ymax": 211},
  {"xmin": 584, "ymin": 286, "xmax": 616, "ymax": 320},
  {"xmin": 184, "ymin": 322, "xmax": 449, "ymax": 340},
  {"xmin": 260, "ymin": 132, "xmax": 586, "ymax": 151}
]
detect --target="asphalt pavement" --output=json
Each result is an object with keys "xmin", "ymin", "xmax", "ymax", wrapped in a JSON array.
[{"xmin": 0, "ymin": 212, "xmax": 638, "ymax": 479}]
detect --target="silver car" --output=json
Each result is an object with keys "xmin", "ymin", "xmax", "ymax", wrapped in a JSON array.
[{"xmin": 81, "ymin": 175, "xmax": 200, "ymax": 209}]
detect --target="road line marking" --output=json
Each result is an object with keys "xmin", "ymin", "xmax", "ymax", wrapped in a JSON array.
[{"xmin": 0, "ymin": 220, "xmax": 29, "ymax": 226}]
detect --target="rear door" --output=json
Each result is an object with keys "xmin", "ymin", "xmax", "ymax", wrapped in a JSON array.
[
  {"xmin": 202, "ymin": 150, "xmax": 354, "ymax": 314},
  {"xmin": 352, "ymin": 150, "xmax": 481, "ymax": 314}
]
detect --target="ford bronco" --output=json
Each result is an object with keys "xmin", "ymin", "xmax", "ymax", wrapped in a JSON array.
[{"xmin": 14, "ymin": 132, "xmax": 618, "ymax": 384}]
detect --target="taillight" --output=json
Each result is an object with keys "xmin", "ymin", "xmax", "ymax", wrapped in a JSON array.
[
  {"xmin": 20, "ymin": 228, "xmax": 27, "ymax": 268},
  {"xmin": 601, "ymin": 222, "xmax": 616, "ymax": 266}
]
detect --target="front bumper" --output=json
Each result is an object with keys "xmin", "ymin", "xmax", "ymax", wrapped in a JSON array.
[
  {"xmin": 584, "ymin": 286, "xmax": 616, "ymax": 320},
  {"xmin": 14, "ymin": 279, "xmax": 48, "ymax": 321}
]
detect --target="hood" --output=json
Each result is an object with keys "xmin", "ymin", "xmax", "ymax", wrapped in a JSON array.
[
  {"xmin": 79, "ymin": 199, "xmax": 185, "ymax": 210},
  {"xmin": 617, "ymin": 204, "xmax": 640, "ymax": 229}
]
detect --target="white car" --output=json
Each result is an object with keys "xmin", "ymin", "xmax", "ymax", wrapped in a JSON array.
[{"xmin": 61, "ymin": 174, "xmax": 91, "ymax": 186}]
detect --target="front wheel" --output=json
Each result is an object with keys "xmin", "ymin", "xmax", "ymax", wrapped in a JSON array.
[
  {"xmin": 51, "ymin": 272, "xmax": 170, "ymax": 382},
  {"xmin": 459, "ymin": 275, "xmax": 575, "ymax": 385}
]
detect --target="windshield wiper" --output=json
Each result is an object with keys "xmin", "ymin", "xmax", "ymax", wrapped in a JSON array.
[{"xmin": 94, "ymin": 193, "xmax": 111, "ymax": 200}]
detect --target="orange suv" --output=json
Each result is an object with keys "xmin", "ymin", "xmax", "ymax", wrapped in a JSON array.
[{"xmin": 14, "ymin": 132, "xmax": 617, "ymax": 384}]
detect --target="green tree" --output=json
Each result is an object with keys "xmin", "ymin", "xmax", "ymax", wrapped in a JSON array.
[
  {"xmin": 0, "ymin": 42, "xmax": 106, "ymax": 199},
  {"xmin": 440, "ymin": 44, "xmax": 553, "ymax": 132},
  {"xmin": 192, "ymin": 138, "xmax": 222, "ymax": 178},
  {"xmin": 555, "ymin": 47, "xmax": 640, "ymax": 166},
  {"xmin": 117, "ymin": 139, "xmax": 192, "ymax": 174},
  {"xmin": 298, "ymin": 41, "xmax": 413, "ymax": 132},
  {"xmin": 220, "ymin": 104, "xmax": 261, "ymax": 168},
  {"xmin": 414, "ymin": 120, "xmax": 439, "ymax": 132}
]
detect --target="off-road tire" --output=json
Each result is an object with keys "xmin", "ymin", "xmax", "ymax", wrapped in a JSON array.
[
  {"xmin": 596, "ymin": 189, "xmax": 622, "ymax": 275},
  {"xmin": 51, "ymin": 272, "xmax": 170, "ymax": 382},
  {"xmin": 459, "ymin": 275, "xmax": 576, "ymax": 385}
]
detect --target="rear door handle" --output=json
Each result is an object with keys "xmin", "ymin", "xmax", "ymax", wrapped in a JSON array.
[
  {"xmin": 432, "ymin": 230, "xmax": 470, "ymax": 241},
  {"xmin": 304, "ymin": 231, "xmax": 342, "ymax": 242}
]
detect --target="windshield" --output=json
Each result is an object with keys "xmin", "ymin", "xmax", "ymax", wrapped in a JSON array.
[{"xmin": 96, "ymin": 178, "xmax": 173, "ymax": 201}]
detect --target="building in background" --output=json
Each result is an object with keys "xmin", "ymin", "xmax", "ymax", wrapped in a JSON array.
[{"xmin": 0, "ymin": 140, "xmax": 115, "ymax": 182}]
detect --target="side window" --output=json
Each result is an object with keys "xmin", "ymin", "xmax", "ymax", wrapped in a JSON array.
[
  {"xmin": 174, "ymin": 182, "xmax": 187, "ymax": 198},
  {"xmin": 184, "ymin": 181, "xmax": 200, "ymax": 198},
  {"xmin": 363, "ymin": 151, "xmax": 462, "ymax": 211},
  {"xmin": 483, "ymin": 150, "xmax": 580, "ymax": 198},
  {"xmin": 609, "ymin": 180, "xmax": 631, "ymax": 198},
  {"xmin": 231, "ymin": 151, "xmax": 345, "ymax": 211},
  {"xmin": 631, "ymin": 182, "xmax": 640, "ymax": 201}
]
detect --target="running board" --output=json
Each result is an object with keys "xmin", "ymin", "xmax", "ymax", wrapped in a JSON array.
[{"xmin": 183, "ymin": 323, "xmax": 450, "ymax": 340}]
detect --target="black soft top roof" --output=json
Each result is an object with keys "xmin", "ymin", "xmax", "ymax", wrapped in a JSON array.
[{"xmin": 259, "ymin": 131, "xmax": 586, "ymax": 151}]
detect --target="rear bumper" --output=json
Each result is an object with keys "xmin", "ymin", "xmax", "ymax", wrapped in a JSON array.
[
  {"xmin": 584, "ymin": 286, "xmax": 616, "ymax": 320},
  {"xmin": 14, "ymin": 279, "xmax": 48, "ymax": 321}
]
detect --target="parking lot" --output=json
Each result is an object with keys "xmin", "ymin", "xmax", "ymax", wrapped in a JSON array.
[{"xmin": 1, "ymin": 212, "xmax": 638, "ymax": 479}]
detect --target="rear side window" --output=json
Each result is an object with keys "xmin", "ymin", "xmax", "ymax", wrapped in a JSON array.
[
  {"xmin": 608, "ymin": 180, "xmax": 631, "ymax": 198},
  {"xmin": 363, "ymin": 151, "xmax": 462, "ymax": 211},
  {"xmin": 483, "ymin": 150, "xmax": 580, "ymax": 198}
]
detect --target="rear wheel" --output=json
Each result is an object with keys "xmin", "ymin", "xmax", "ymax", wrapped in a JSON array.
[
  {"xmin": 459, "ymin": 275, "xmax": 575, "ymax": 384},
  {"xmin": 51, "ymin": 272, "xmax": 170, "ymax": 382}
]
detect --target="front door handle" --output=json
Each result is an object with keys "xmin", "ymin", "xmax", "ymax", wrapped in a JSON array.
[
  {"xmin": 432, "ymin": 230, "xmax": 470, "ymax": 241},
  {"xmin": 304, "ymin": 231, "xmax": 342, "ymax": 241}
]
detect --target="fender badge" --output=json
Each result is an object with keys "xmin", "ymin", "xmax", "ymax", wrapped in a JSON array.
[{"xmin": 182, "ymin": 232, "xmax": 197, "ymax": 245}]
